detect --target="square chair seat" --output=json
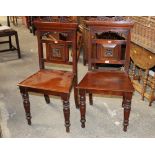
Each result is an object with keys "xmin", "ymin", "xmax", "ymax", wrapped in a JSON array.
[
  {"xmin": 77, "ymin": 71, "xmax": 134, "ymax": 93},
  {"xmin": 18, "ymin": 69, "xmax": 74, "ymax": 94}
]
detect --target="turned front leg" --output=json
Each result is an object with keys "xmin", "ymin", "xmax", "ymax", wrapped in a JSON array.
[
  {"xmin": 123, "ymin": 93, "xmax": 132, "ymax": 132},
  {"xmin": 79, "ymin": 90, "xmax": 86, "ymax": 128},
  {"xmin": 20, "ymin": 88, "xmax": 32, "ymax": 125},
  {"xmin": 62, "ymin": 95, "xmax": 70, "ymax": 133}
]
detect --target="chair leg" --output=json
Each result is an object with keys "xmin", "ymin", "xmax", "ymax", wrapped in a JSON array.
[
  {"xmin": 89, "ymin": 93, "xmax": 93, "ymax": 105},
  {"xmin": 79, "ymin": 90, "xmax": 86, "ymax": 128},
  {"xmin": 122, "ymin": 95, "xmax": 125, "ymax": 108},
  {"xmin": 20, "ymin": 88, "xmax": 32, "ymax": 125},
  {"xmin": 44, "ymin": 94, "xmax": 50, "ymax": 104},
  {"xmin": 9, "ymin": 36, "xmax": 12, "ymax": 49},
  {"xmin": 62, "ymin": 95, "xmax": 70, "ymax": 133},
  {"xmin": 123, "ymin": 93, "xmax": 132, "ymax": 132},
  {"xmin": 15, "ymin": 33, "xmax": 21, "ymax": 58},
  {"xmin": 74, "ymin": 87, "xmax": 79, "ymax": 109}
]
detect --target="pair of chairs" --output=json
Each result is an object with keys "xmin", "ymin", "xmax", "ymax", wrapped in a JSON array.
[{"xmin": 18, "ymin": 19, "xmax": 134, "ymax": 132}]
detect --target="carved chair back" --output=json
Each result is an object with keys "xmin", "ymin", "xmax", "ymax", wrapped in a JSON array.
[
  {"xmin": 85, "ymin": 20, "xmax": 134, "ymax": 73},
  {"xmin": 34, "ymin": 21, "xmax": 78, "ymax": 76}
]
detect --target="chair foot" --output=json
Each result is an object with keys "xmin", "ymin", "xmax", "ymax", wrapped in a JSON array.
[
  {"xmin": 149, "ymin": 102, "xmax": 152, "ymax": 106},
  {"xmin": 66, "ymin": 126, "xmax": 70, "ymax": 133},
  {"xmin": 81, "ymin": 120, "xmax": 86, "ymax": 128},
  {"xmin": 123, "ymin": 126, "xmax": 127, "ymax": 132},
  {"xmin": 28, "ymin": 119, "xmax": 31, "ymax": 125}
]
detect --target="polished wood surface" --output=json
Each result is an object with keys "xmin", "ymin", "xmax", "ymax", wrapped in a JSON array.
[
  {"xmin": 18, "ymin": 70, "xmax": 74, "ymax": 93},
  {"xmin": 78, "ymin": 71, "xmax": 134, "ymax": 93},
  {"xmin": 130, "ymin": 43, "xmax": 155, "ymax": 69},
  {"xmin": 82, "ymin": 17, "xmax": 134, "ymax": 66},
  {"xmin": 77, "ymin": 18, "xmax": 134, "ymax": 132},
  {"xmin": 18, "ymin": 21, "xmax": 78, "ymax": 132}
]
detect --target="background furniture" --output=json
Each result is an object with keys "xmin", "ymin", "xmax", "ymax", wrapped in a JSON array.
[
  {"xmin": 0, "ymin": 16, "xmax": 21, "ymax": 58},
  {"xmin": 130, "ymin": 43, "xmax": 155, "ymax": 106},
  {"xmin": 127, "ymin": 16, "xmax": 155, "ymax": 54},
  {"xmin": 77, "ymin": 19, "xmax": 134, "ymax": 132},
  {"xmin": 18, "ymin": 20, "xmax": 78, "ymax": 132}
]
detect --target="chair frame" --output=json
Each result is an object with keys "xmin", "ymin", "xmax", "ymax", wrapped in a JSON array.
[
  {"xmin": 77, "ymin": 20, "xmax": 134, "ymax": 132},
  {"xmin": 18, "ymin": 21, "xmax": 78, "ymax": 132}
]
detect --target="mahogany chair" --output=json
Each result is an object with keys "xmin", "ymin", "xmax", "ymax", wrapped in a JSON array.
[
  {"xmin": 18, "ymin": 21, "xmax": 78, "ymax": 132},
  {"xmin": 0, "ymin": 16, "xmax": 21, "ymax": 58},
  {"xmin": 77, "ymin": 19, "xmax": 134, "ymax": 132}
]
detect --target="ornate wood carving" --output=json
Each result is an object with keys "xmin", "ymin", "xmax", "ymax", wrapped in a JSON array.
[{"xmin": 46, "ymin": 42, "xmax": 69, "ymax": 62}]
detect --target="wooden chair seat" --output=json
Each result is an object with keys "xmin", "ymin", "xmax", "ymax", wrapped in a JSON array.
[
  {"xmin": 78, "ymin": 71, "xmax": 134, "ymax": 94},
  {"xmin": 0, "ymin": 28, "xmax": 17, "ymax": 36},
  {"xmin": 18, "ymin": 70, "xmax": 74, "ymax": 93}
]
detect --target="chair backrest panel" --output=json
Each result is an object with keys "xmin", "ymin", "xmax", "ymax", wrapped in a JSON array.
[
  {"xmin": 91, "ymin": 39, "xmax": 127, "ymax": 65},
  {"xmin": 34, "ymin": 21, "xmax": 78, "ymax": 74},
  {"xmin": 85, "ymin": 20, "xmax": 134, "ymax": 72}
]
